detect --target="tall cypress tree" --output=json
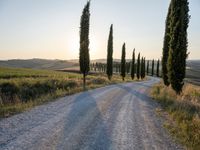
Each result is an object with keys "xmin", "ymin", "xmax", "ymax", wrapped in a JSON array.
[
  {"xmin": 157, "ymin": 59, "xmax": 160, "ymax": 77},
  {"xmin": 162, "ymin": 1, "xmax": 172, "ymax": 86},
  {"xmin": 79, "ymin": 1, "xmax": 90, "ymax": 90},
  {"xmin": 131, "ymin": 49, "xmax": 135, "ymax": 80},
  {"xmin": 140, "ymin": 57, "xmax": 143, "ymax": 79},
  {"xmin": 106, "ymin": 24, "xmax": 113, "ymax": 80},
  {"xmin": 136, "ymin": 53, "xmax": 140, "ymax": 79},
  {"xmin": 121, "ymin": 43, "xmax": 126, "ymax": 81},
  {"xmin": 152, "ymin": 59, "xmax": 154, "ymax": 76},
  {"xmin": 167, "ymin": 0, "xmax": 190, "ymax": 94},
  {"xmin": 146, "ymin": 60, "xmax": 149, "ymax": 75}
]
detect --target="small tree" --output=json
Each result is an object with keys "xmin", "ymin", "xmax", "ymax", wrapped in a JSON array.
[
  {"xmin": 131, "ymin": 49, "xmax": 135, "ymax": 80},
  {"xmin": 140, "ymin": 57, "xmax": 146, "ymax": 79},
  {"xmin": 146, "ymin": 60, "xmax": 149, "ymax": 75},
  {"xmin": 121, "ymin": 43, "xmax": 126, "ymax": 81},
  {"xmin": 140, "ymin": 57, "xmax": 143, "ymax": 79},
  {"xmin": 136, "ymin": 53, "xmax": 140, "ymax": 79},
  {"xmin": 119, "ymin": 63, "xmax": 121, "ymax": 73},
  {"xmin": 157, "ymin": 59, "xmax": 160, "ymax": 77},
  {"xmin": 106, "ymin": 24, "xmax": 113, "ymax": 80},
  {"xmin": 79, "ymin": 1, "xmax": 90, "ymax": 90},
  {"xmin": 143, "ymin": 57, "xmax": 146, "ymax": 78},
  {"xmin": 152, "ymin": 59, "xmax": 154, "ymax": 76}
]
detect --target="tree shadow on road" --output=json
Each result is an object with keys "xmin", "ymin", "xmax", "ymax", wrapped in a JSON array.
[
  {"xmin": 115, "ymin": 84, "xmax": 159, "ymax": 108},
  {"xmin": 56, "ymin": 91, "xmax": 112, "ymax": 150}
]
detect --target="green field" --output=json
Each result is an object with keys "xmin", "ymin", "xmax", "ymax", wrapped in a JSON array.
[{"xmin": 0, "ymin": 67, "xmax": 136, "ymax": 117}]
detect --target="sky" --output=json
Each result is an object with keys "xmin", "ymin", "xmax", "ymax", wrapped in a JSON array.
[{"xmin": 0, "ymin": 0, "xmax": 199, "ymax": 60}]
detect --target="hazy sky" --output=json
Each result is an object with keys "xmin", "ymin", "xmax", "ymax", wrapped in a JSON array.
[{"xmin": 0, "ymin": 0, "xmax": 199, "ymax": 60}]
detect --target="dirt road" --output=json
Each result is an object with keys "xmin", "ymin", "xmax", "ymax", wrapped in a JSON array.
[{"xmin": 0, "ymin": 77, "xmax": 183, "ymax": 150}]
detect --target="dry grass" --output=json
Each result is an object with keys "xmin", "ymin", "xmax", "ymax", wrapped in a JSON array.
[
  {"xmin": 0, "ymin": 67, "xmax": 141, "ymax": 118},
  {"xmin": 151, "ymin": 82, "xmax": 200, "ymax": 150}
]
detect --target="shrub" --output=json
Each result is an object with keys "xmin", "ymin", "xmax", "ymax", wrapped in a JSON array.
[
  {"xmin": 91, "ymin": 78, "xmax": 107, "ymax": 85},
  {"xmin": 62, "ymin": 80, "xmax": 79, "ymax": 90},
  {"xmin": 0, "ymin": 82, "xmax": 19, "ymax": 104},
  {"xmin": 20, "ymin": 82, "xmax": 36, "ymax": 102}
]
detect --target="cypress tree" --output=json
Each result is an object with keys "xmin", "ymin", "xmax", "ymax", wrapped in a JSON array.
[
  {"xmin": 121, "ymin": 43, "xmax": 126, "ymax": 81},
  {"xmin": 115, "ymin": 63, "xmax": 118, "ymax": 73},
  {"xmin": 118, "ymin": 63, "xmax": 119, "ymax": 73},
  {"xmin": 136, "ymin": 53, "xmax": 140, "ymax": 79},
  {"xmin": 162, "ymin": 1, "xmax": 172, "ymax": 86},
  {"xmin": 131, "ymin": 49, "xmax": 135, "ymax": 80},
  {"xmin": 106, "ymin": 24, "xmax": 113, "ymax": 80},
  {"xmin": 119, "ymin": 63, "xmax": 121, "ymax": 73},
  {"xmin": 79, "ymin": 1, "xmax": 90, "ymax": 90},
  {"xmin": 143, "ymin": 57, "xmax": 146, "ymax": 78},
  {"xmin": 140, "ymin": 57, "xmax": 143, "ymax": 79},
  {"xmin": 116, "ymin": 63, "xmax": 119, "ymax": 73},
  {"xmin": 152, "ymin": 59, "xmax": 154, "ymax": 76},
  {"xmin": 146, "ymin": 60, "xmax": 149, "ymax": 75},
  {"xmin": 167, "ymin": 0, "xmax": 190, "ymax": 94},
  {"xmin": 114, "ymin": 63, "xmax": 117, "ymax": 73},
  {"xmin": 104, "ymin": 64, "xmax": 106, "ymax": 73},
  {"xmin": 94, "ymin": 63, "xmax": 96, "ymax": 72},
  {"xmin": 157, "ymin": 59, "xmax": 160, "ymax": 77}
]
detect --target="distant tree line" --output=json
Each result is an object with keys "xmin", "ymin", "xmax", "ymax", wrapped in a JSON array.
[{"xmin": 90, "ymin": 58, "xmax": 161, "ymax": 79}]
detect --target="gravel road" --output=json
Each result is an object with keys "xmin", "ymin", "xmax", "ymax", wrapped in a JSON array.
[{"xmin": 0, "ymin": 77, "xmax": 183, "ymax": 150}]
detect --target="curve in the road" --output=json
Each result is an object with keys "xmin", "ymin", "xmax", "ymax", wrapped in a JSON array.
[{"xmin": 0, "ymin": 77, "xmax": 183, "ymax": 150}]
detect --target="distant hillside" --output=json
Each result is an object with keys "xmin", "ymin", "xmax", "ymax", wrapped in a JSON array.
[
  {"xmin": 185, "ymin": 60, "xmax": 200, "ymax": 85},
  {"xmin": 88, "ymin": 59, "xmax": 200, "ymax": 85},
  {"xmin": 0, "ymin": 59, "xmax": 77, "ymax": 70}
]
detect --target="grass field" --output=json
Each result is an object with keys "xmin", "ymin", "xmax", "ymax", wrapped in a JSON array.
[
  {"xmin": 151, "ymin": 82, "xmax": 200, "ymax": 150},
  {"xmin": 0, "ymin": 67, "xmax": 138, "ymax": 118}
]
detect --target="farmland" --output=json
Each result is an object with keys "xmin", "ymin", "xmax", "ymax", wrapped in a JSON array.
[{"xmin": 0, "ymin": 67, "xmax": 136, "ymax": 117}]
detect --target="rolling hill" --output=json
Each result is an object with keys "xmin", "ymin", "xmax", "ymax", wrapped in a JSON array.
[
  {"xmin": 0, "ymin": 58, "xmax": 199, "ymax": 85},
  {"xmin": 0, "ymin": 59, "xmax": 77, "ymax": 70}
]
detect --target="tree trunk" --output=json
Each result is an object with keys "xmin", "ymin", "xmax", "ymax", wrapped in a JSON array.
[{"xmin": 83, "ymin": 74, "xmax": 86, "ymax": 90}]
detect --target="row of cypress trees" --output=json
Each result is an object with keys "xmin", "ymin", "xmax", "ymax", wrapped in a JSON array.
[
  {"xmin": 112, "ymin": 43, "xmax": 147, "ymax": 81},
  {"xmin": 91, "ymin": 58, "xmax": 160, "ymax": 78},
  {"xmin": 79, "ymin": 1, "xmax": 162, "ymax": 89},
  {"xmin": 120, "ymin": 47, "xmax": 160, "ymax": 80},
  {"xmin": 162, "ymin": 0, "xmax": 189, "ymax": 94}
]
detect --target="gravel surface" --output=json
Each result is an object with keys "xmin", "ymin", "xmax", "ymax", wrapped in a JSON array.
[{"xmin": 0, "ymin": 77, "xmax": 184, "ymax": 150}]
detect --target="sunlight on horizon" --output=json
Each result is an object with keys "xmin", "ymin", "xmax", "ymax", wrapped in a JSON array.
[
  {"xmin": 67, "ymin": 33, "xmax": 100, "ymax": 60},
  {"xmin": 0, "ymin": 0, "xmax": 199, "ymax": 60}
]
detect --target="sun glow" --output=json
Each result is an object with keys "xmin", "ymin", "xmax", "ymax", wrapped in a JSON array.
[{"xmin": 67, "ymin": 34, "xmax": 99, "ymax": 59}]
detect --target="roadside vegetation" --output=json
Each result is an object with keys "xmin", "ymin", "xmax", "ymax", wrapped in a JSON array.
[
  {"xmin": 153, "ymin": 1, "xmax": 199, "ymax": 148},
  {"xmin": 0, "ymin": 67, "xmax": 142, "ymax": 118},
  {"xmin": 151, "ymin": 82, "xmax": 200, "ymax": 149},
  {"xmin": 150, "ymin": 0, "xmax": 200, "ymax": 149}
]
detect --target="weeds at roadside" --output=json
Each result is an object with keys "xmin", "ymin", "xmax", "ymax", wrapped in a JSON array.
[{"xmin": 151, "ymin": 83, "xmax": 200, "ymax": 150}]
